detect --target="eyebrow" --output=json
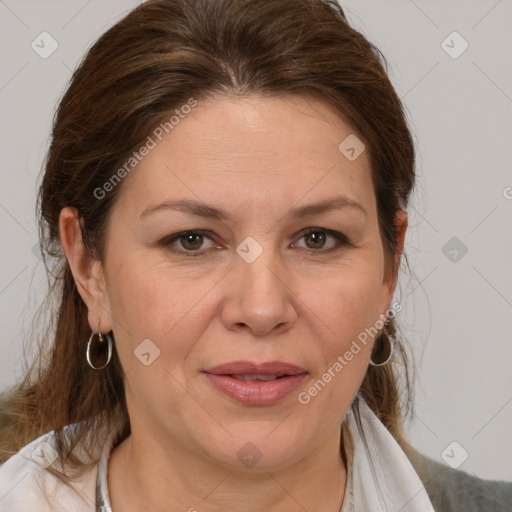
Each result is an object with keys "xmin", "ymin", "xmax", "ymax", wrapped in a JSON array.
[{"xmin": 139, "ymin": 195, "xmax": 367, "ymax": 221}]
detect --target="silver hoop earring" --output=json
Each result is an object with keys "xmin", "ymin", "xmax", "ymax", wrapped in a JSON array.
[
  {"xmin": 369, "ymin": 333, "xmax": 394, "ymax": 367},
  {"xmin": 86, "ymin": 331, "xmax": 113, "ymax": 370}
]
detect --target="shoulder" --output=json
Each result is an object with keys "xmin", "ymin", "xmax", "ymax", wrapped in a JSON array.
[
  {"xmin": 404, "ymin": 445, "xmax": 512, "ymax": 512},
  {"xmin": 0, "ymin": 427, "xmax": 98, "ymax": 512}
]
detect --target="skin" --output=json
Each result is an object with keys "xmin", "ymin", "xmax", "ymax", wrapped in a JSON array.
[{"xmin": 60, "ymin": 94, "xmax": 407, "ymax": 512}]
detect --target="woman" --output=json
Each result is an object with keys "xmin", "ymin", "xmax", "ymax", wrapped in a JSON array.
[{"xmin": 0, "ymin": 0, "xmax": 510, "ymax": 510}]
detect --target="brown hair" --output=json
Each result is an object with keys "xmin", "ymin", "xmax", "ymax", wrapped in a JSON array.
[{"xmin": 0, "ymin": 0, "xmax": 415, "ymax": 484}]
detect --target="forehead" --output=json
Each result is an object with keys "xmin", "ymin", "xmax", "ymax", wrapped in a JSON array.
[
  {"xmin": 112, "ymin": 94, "xmax": 375, "ymax": 223},
  {"xmin": 157, "ymin": 94, "xmax": 365, "ymax": 168}
]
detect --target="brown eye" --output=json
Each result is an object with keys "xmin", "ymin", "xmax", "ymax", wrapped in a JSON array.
[
  {"xmin": 160, "ymin": 230, "xmax": 219, "ymax": 257},
  {"xmin": 179, "ymin": 233, "xmax": 204, "ymax": 251},
  {"xmin": 304, "ymin": 231, "xmax": 327, "ymax": 250},
  {"xmin": 161, "ymin": 230, "xmax": 216, "ymax": 257},
  {"xmin": 294, "ymin": 228, "xmax": 351, "ymax": 254}
]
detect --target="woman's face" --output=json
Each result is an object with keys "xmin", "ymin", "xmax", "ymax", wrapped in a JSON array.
[{"xmin": 91, "ymin": 94, "xmax": 404, "ymax": 470}]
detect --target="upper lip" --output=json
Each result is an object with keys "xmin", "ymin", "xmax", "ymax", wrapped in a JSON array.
[{"xmin": 203, "ymin": 361, "xmax": 307, "ymax": 376}]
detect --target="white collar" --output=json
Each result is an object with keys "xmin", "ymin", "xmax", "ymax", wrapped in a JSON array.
[{"xmin": 343, "ymin": 395, "xmax": 434, "ymax": 512}]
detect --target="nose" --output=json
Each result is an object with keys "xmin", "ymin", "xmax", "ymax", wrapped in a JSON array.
[{"xmin": 220, "ymin": 247, "xmax": 298, "ymax": 337}]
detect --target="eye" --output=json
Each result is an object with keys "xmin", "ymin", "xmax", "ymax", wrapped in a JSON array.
[
  {"xmin": 160, "ymin": 230, "xmax": 217, "ymax": 257},
  {"xmin": 294, "ymin": 228, "xmax": 351, "ymax": 254},
  {"xmin": 160, "ymin": 228, "xmax": 351, "ymax": 258}
]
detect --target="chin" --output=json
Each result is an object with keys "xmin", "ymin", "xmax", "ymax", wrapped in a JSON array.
[{"xmin": 202, "ymin": 423, "xmax": 308, "ymax": 472}]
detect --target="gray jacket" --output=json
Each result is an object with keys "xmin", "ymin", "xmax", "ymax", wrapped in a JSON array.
[{"xmin": 405, "ymin": 446, "xmax": 512, "ymax": 512}]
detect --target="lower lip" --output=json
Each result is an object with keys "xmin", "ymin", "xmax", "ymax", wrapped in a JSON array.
[{"xmin": 203, "ymin": 373, "xmax": 307, "ymax": 406}]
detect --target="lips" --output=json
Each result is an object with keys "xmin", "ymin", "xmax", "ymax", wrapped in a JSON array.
[
  {"xmin": 203, "ymin": 361, "xmax": 308, "ymax": 405},
  {"xmin": 230, "ymin": 374, "xmax": 286, "ymax": 382},
  {"xmin": 204, "ymin": 361, "xmax": 307, "ymax": 376}
]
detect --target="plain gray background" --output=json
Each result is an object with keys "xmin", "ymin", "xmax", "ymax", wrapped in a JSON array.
[{"xmin": 0, "ymin": 0, "xmax": 511, "ymax": 482}]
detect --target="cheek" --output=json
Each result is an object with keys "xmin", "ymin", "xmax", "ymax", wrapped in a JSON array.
[
  {"xmin": 106, "ymin": 262, "xmax": 209, "ymax": 420},
  {"xmin": 295, "ymin": 270, "xmax": 382, "ymax": 420},
  {"xmin": 306, "ymin": 265, "xmax": 384, "ymax": 349},
  {"xmin": 105, "ymin": 258, "xmax": 217, "ymax": 366}
]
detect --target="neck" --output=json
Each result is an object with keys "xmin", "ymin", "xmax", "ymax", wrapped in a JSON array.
[{"xmin": 108, "ymin": 422, "xmax": 347, "ymax": 512}]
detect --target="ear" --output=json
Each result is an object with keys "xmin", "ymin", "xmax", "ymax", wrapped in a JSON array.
[
  {"xmin": 59, "ymin": 207, "xmax": 112, "ymax": 333},
  {"xmin": 380, "ymin": 209, "xmax": 408, "ymax": 312}
]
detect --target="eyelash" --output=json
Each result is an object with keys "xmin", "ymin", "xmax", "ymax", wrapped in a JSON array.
[{"xmin": 160, "ymin": 228, "xmax": 352, "ymax": 258}]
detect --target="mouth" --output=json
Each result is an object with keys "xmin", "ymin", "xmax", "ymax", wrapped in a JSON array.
[
  {"xmin": 202, "ymin": 361, "xmax": 308, "ymax": 405},
  {"xmin": 227, "ymin": 373, "xmax": 290, "ymax": 382},
  {"xmin": 204, "ymin": 360, "xmax": 307, "ymax": 376}
]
